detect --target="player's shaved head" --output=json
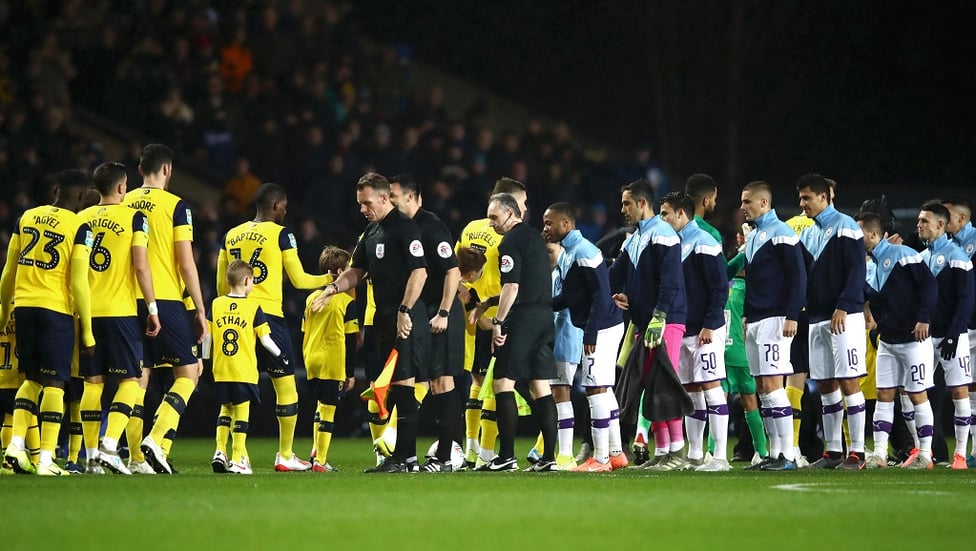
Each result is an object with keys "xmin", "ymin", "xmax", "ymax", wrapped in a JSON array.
[
  {"xmin": 742, "ymin": 180, "xmax": 772, "ymax": 199},
  {"xmin": 854, "ymin": 211, "xmax": 883, "ymax": 234},
  {"xmin": 226, "ymin": 259, "xmax": 253, "ymax": 287},
  {"xmin": 545, "ymin": 202, "xmax": 575, "ymax": 223},
  {"xmin": 55, "ymin": 169, "xmax": 90, "ymax": 190},
  {"xmin": 255, "ymin": 183, "xmax": 287, "ymax": 211},
  {"xmin": 943, "ymin": 196, "xmax": 972, "ymax": 218}
]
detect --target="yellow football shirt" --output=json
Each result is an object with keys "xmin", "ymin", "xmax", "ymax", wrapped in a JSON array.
[
  {"xmin": 124, "ymin": 187, "xmax": 193, "ymax": 301},
  {"xmin": 8, "ymin": 205, "xmax": 93, "ymax": 315},
  {"xmin": 302, "ymin": 290, "xmax": 359, "ymax": 381},
  {"xmin": 219, "ymin": 221, "xmax": 330, "ymax": 317},
  {"xmin": 0, "ymin": 309, "xmax": 21, "ymax": 389},
  {"xmin": 209, "ymin": 295, "xmax": 270, "ymax": 384},
  {"xmin": 81, "ymin": 204, "xmax": 150, "ymax": 318},
  {"xmin": 456, "ymin": 217, "xmax": 502, "ymax": 370}
]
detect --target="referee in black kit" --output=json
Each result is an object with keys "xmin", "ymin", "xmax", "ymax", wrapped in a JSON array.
[
  {"xmin": 485, "ymin": 192, "xmax": 559, "ymax": 472},
  {"xmin": 312, "ymin": 173, "xmax": 430, "ymax": 473},
  {"xmin": 388, "ymin": 175, "xmax": 466, "ymax": 472}
]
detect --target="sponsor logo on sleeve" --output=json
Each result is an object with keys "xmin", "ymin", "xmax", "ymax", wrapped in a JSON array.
[
  {"xmin": 288, "ymin": 233, "xmax": 297, "ymax": 249},
  {"xmin": 84, "ymin": 230, "xmax": 94, "ymax": 248},
  {"xmin": 437, "ymin": 241, "xmax": 452, "ymax": 259},
  {"xmin": 500, "ymin": 254, "xmax": 514, "ymax": 273},
  {"xmin": 185, "ymin": 209, "xmax": 193, "ymax": 226},
  {"xmin": 409, "ymin": 240, "xmax": 424, "ymax": 257}
]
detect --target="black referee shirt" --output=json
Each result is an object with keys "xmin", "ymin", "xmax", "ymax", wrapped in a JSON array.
[
  {"xmin": 352, "ymin": 208, "xmax": 428, "ymax": 311},
  {"xmin": 413, "ymin": 209, "xmax": 458, "ymax": 307},
  {"xmin": 498, "ymin": 222, "xmax": 551, "ymax": 306}
]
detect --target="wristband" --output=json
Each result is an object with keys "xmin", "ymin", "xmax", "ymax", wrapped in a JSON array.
[{"xmin": 147, "ymin": 302, "xmax": 159, "ymax": 316}]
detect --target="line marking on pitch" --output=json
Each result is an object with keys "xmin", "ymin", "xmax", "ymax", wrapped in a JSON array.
[{"xmin": 771, "ymin": 482, "xmax": 954, "ymax": 495}]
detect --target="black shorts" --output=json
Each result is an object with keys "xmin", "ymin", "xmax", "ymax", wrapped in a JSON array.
[
  {"xmin": 361, "ymin": 325, "xmax": 382, "ymax": 381},
  {"xmin": 427, "ymin": 299, "xmax": 465, "ymax": 380},
  {"xmin": 15, "ymin": 307, "xmax": 75, "ymax": 382},
  {"xmin": 494, "ymin": 306, "xmax": 555, "ymax": 382},
  {"xmin": 81, "ymin": 317, "xmax": 143, "ymax": 379},
  {"xmin": 0, "ymin": 388, "xmax": 15, "ymax": 415},
  {"xmin": 140, "ymin": 299, "xmax": 197, "ymax": 368},
  {"xmin": 214, "ymin": 381, "xmax": 261, "ymax": 405},
  {"xmin": 472, "ymin": 328, "xmax": 493, "ymax": 377},
  {"xmin": 791, "ymin": 316, "xmax": 810, "ymax": 375},
  {"xmin": 374, "ymin": 304, "xmax": 431, "ymax": 382},
  {"xmin": 255, "ymin": 315, "xmax": 295, "ymax": 378}
]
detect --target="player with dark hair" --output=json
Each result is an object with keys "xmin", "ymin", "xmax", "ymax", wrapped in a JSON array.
[
  {"xmin": 917, "ymin": 200, "xmax": 974, "ymax": 469},
  {"xmin": 313, "ymin": 173, "xmax": 430, "ymax": 473},
  {"xmin": 1, "ymin": 169, "xmax": 95, "ymax": 476},
  {"xmin": 389, "ymin": 175, "xmax": 465, "ymax": 472},
  {"xmin": 684, "ymin": 173, "xmax": 722, "ymax": 244},
  {"xmin": 659, "ymin": 192, "xmax": 731, "ymax": 471},
  {"xmin": 483, "ymin": 192, "xmax": 558, "ymax": 471},
  {"xmin": 855, "ymin": 212, "xmax": 938, "ymax": 468},
  {"xmin": 124, "ymin": 144, "xmax": 208, "ymax": 474},
  {"xmin": 740, "ymin": 181, "xmax": 806, "ymax": 471},
  {"xmin": 77, "ymin": 162, "xmax": 162, "ymax": 475},
  {"xmin": 543, "ymin": 202, "xmax": 628, "ymax": 472},
  {"xmin": 796, "ymin": 173, "xmax": 868, "ymax": 469},
  {"xmin": 609, "ymin": 179, "xmax": 688, "ymax": 468},
  {"xmin": 217, "ymin": 182, "xmax": 332, "ymax": 472}
]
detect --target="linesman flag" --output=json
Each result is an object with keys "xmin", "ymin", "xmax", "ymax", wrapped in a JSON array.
[{"xmin": 360, "ymin": 347, "xmax": 398, "ymax": 419}]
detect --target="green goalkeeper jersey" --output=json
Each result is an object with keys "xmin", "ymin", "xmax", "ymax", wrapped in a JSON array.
[{"xmin": 724, "ymin": 276, "xmax": 747, "ymax": 368}]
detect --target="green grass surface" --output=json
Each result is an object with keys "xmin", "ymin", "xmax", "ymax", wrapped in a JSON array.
[{"xmin": 4, "ymin": 437, "xmax": 976, "ymax": 550}]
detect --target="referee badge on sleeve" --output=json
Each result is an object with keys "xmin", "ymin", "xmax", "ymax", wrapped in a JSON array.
[
  {"xmin": 437, "ymin": 241, "xmax": 452, "ymax": 258},
  {"xmin": 409, "ymin": 240, "xmax": 424, "ymax": 257},
  {"xmin": 500, "ymin": 255, "xmax": 514, "ymax": 273}
]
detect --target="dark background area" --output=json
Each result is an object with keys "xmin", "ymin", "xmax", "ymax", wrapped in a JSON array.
[{"xmin": 358, "ymin": 0, "xmax": 976, "ymax": 206}]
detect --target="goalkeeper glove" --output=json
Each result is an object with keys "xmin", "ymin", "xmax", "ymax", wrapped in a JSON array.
[
  {"xmin": 938, "ymin": 337, "xmax": 958, "ymax": 361},
  {"xmin": 643, "ymin": 310, "xmax": 667, "ymax": 349}
]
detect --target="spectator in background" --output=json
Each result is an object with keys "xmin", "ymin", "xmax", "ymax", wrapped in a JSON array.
[
  {"xmin": 223, "ymin": 156, "xmax": 261, "ymax": 217},
  {"xmin": 219, "ymin": 28, "xmax": 252, "ymax": 93}
]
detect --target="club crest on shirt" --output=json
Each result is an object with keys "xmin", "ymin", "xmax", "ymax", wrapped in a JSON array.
[
  {"xmin": 967, "ymin": 244, "xmax": 974, "ymax": 255},
  {"xmin": 825, "ymin": 227, "xmax": 834, "ymax": 237},
  {"xmin": 936, "ymin": 254, "xmax": 945, "ymax": 265},
  {"xmin": 500, "ymin": 255, "xmax": 514, "ymax": 273},
  {"xmin": 882, "ymin": 258, "xmax": 892, "ymax": 269},
  {"xmin": 437, "ymin": 241, "xmax": 452, "ymax": 259},
  {"xmin": 409, "ymin": 240, "xmax": 424, "ymax": 257},
  {"xmin": 758, "ymin": 231, "xmax": 767, "ymax": 241},
  {"xmin": 683, "ymin": 243, "xmax": 692, "ymax": 254},
  {"xmin": 375, "ymin": 243, "xmax": 385, "ymax": 258}
]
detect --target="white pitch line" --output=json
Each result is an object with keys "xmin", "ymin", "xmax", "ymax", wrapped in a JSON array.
[{"xmin": 771, "ymin": 482, "xmax": 954, "ymax": 495}]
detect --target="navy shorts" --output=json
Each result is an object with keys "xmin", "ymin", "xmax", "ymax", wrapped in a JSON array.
[
  {"xmin": 0, "ymin": 388, "xmax": 15, "ymax": 415},
  {"xmin": 15, "ymin": 307, "xmax": 75, "ymax": 382},
  {"xmin": 374, "ymin": 304, "xmax": 431, "ymax": 383},
  {"xmin": 494, "ymin": 306, "xmax": 556, "ymax": 382},
  {"xmin": 255, "ymin": 315, "xmax": 295, "ymax": 378},
  {"xmin": 67, "ymin": 376, "xmax": 84, "ymax": 402},
  {"xmin": 139, "ymin": 299, "xmax": 198, "ymax": 368},
  {"xmin": 310, "ymin": 378, "xmax": 343, "ymax": 405},
  {"xmin": 213, "ymin": 382, "xmax": 261, "ymax": 405},
  {"xmin": 81, "ymin": 317, "xmax": 143, "ymax": 379},
  {"xmin": 427, "ymin": 300, "xmax": 465, "ymax": 380}
]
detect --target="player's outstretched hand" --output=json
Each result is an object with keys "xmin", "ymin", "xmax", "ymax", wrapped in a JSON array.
[{"xmin": 194, "ymin": 312, "xmax": 209, "ymax": 343}]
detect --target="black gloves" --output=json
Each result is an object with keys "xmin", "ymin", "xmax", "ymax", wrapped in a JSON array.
[{"xmin": 938, "ymin": 337, "xmax": 958, "ymax": 361}]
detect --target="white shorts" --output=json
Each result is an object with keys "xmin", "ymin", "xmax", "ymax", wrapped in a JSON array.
[
  {"xmin": 876, "ymin": 339, "xmax": 934, "ymax": 393},
  {"xmin": 746, "ymin": 316, "xmax": 795, "ymax": 377},
  {"xmin": 934, "ymin": 333, "xmax": 973, "ymax": 388},
  {"xmin": 581, "ymin": 323, "xmax": 625, "ymax": 388},
  {"xmin": 808, "ymin": 312, "xmax": 867, "ymax": 381},
  {"xmin": 678, "ymin": 325, "xmax": 728, "ymax": 384},
  {"xmin": 551, "ymin": 361, "xmax": 578, "ymax": 387}
]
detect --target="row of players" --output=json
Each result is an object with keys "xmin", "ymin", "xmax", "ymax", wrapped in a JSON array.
[{"xmin": 2, "ymin": 144, "xmax": 975, "ymax": 475}]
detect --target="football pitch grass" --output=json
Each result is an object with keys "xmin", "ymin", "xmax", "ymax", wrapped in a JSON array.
[{"xmin": 4, "ymin": 438, "xmax": 975, "ymax": 550}]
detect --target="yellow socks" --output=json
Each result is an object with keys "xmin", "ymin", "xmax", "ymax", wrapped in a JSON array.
[
  {"xmin": 231, "ymin": 401, "xmax": 250, "ymax": 463},
  {"xmin": 148, "ymin": 377, "xmax": 195, "ymax": 447},
  {"xmin": 316, "ymin": 402, "xmax": 337, "ymax": 464},
  {"xmin": 80, "ymin": 381, "xmax": 104, "ymax": 456},
  {"xmin": 38, "ymin": 387, "xmax": 65, "ymax": 465},
  {"xmin": 216, "ymin": 403, "xmax": 232, "ymax": 455},
  {"xmin": 272, "ymin": 375, "xmax": 299, "ymax": 457},
  {"xmin": 786, "ymin": 385, "xmax": 803, "ymax": 448},
  {"xmin": 103, "ymin": 381, "xmax": 143, "ymax": 451},
  {"xmin": 465, "ymin": 384, "xmax": 482, "ymax": 441},
  {"xmin": 480, "ymin": 395, "xmax": 498, "ymax": 459},
  {"xmin": 11, "ymin": 380, "xmax": 42, "ymax": 445},
  {"xmin": 368, "ymin": 399, "xmax": 389, "ymax": 441}
]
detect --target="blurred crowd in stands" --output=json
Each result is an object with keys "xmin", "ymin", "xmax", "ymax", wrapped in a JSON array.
[{"xmin": 0, "ymin": 0, "xmax": 671, "ymax": 322}]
